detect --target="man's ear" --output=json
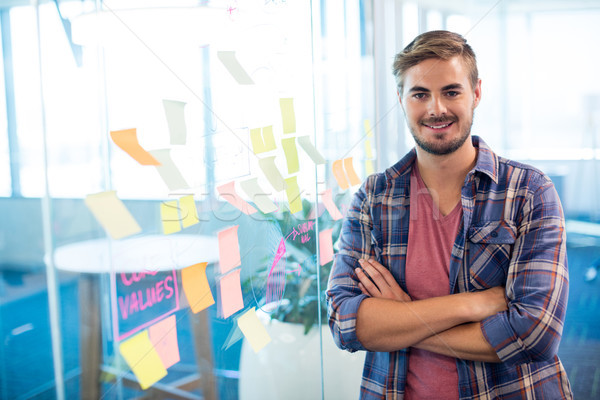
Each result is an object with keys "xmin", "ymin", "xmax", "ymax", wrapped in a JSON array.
[
  {"xmin": 473, "ymin": 78, "xmax": 482, "ymax": 108},
  {"xmin": 397, "ymin": 89, "xmax": 403, "ymax": 105}
]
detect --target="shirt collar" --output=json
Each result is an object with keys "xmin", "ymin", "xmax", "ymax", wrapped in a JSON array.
[{"xmin": 384, "ymin": 135, "xmax": 499, "ymax": 184}]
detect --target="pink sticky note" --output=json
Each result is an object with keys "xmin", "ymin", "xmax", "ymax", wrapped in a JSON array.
[
  {"xmin": 218, "ymin": 226, "xmax": 242, "ymax": 274},
  {"xmin": 148, "ymin": 315, "xmax": 180, "ymax": 369},
  {"xmin": 319, "ymin": 228, "xmax": 334, "ymax": 266},
  {"xmin": 217, "ymin": 181, "xmax": 257, "ymax": 215},
  {"xmin": 220, "ymin": 269, "xmax": 244, "ymax": 319},
  {"xmin": 320, "ymin": 189, "xmax": 343, "ymax": 220}
]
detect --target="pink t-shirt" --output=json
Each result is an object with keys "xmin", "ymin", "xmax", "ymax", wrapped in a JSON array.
[{"xmin": 404, "ymin": 165, "xmax": 462, "ymax": 400}]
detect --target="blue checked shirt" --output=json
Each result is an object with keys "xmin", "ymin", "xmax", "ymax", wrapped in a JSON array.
[{"xmin": 327, "ymin": 136, "xmax": 572, "ymax": 399}]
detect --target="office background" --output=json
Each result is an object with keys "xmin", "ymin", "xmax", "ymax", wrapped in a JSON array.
[{"xmin": 1, "ymin": 0, "xmax": 599, "ymax": 399}]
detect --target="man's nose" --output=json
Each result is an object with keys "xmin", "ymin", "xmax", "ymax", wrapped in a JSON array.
[{"xmin": 427, "ymin": 95, "xmax": 447, "ymax": 116}]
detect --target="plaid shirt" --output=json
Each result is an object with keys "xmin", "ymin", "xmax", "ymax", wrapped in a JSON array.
[{"xmin": 327, "ymin": 136, "xmax": 572, "ymax": 399}]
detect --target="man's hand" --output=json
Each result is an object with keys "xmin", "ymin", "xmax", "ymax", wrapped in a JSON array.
[{"xmin": 355, "ymin": 258, "xmax": 411, "ymax": 302}]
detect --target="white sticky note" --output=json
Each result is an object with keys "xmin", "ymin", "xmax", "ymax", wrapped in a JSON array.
[
  {"xmin": 239, "ymin": 178, "xmax": 278, "ymax": 214},
  {"xmin": 297, "ymin": 136, "xmax": 326, "ymax": 165},
  {"xmin": 163, "ymin": 100, "xmax": 187, "ymax": 145},
  {"xmin": 85, "ymin": 191, "xmax": 142, "ymax": 240},
  {"xmin": 258, "ymin": 156, "xmax": 286, "ymax": 192},
  {"xmin": 150, "ymin": 149, "xmax": 190, "ymax": 191}
]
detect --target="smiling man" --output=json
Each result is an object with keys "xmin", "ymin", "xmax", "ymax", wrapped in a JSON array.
[{"xmin": 327, "ymin": 31, "xmax": 573, "ymax": 399}]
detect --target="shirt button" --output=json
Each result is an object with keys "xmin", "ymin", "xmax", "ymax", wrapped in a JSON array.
[{"xmin": 490, "ymin": 231, "xmax": 498, "ymax": 238}]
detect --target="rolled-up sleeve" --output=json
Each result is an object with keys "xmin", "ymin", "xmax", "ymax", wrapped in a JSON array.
[
  {"xmin": 326, "ymin": 175, "xmax": 380, "ymax": 352},
  {"xmin": 481, "ymin": 179, "xmax": 569, "ymax": 366}
]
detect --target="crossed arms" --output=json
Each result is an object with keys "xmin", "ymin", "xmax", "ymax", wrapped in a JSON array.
[{"xmin": 354, "ymin": 258, "xmax": 506, "ymax": 362}]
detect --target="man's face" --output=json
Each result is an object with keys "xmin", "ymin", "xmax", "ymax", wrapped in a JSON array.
[{"xmin": 399, "ymin": 56, "xmax": 481, "ymax": 156}]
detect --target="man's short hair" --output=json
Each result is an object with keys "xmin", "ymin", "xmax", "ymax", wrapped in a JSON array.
[{"xmin": 392, "ymin": 30, "xmax": 478, "ymax": 93}]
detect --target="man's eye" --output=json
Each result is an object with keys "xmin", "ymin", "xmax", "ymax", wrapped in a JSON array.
[
  {"xmin": 413, "ymin": 93, "xmax": 426, "ymax": 99},
  {"xmin": 446, "ymin": 91, "xmax": 460, "ymax": 97}
]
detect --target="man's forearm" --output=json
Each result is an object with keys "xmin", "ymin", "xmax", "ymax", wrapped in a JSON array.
[
  {"xmin": 356, "ymin": 291, "xmax": 496, "ymax": 352},
  {"xmin": 413, "ymin": 322, "xmax": 501, "ymax": 362}
]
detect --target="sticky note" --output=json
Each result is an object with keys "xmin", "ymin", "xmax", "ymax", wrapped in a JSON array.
[
  {"xmin": 85, "ymin": 191, "xmax": 141, "ymax": 239},
  {"xmin": 332, "ymin": 159, "xmax": 350, "ymax": 190},
  {"xmin": 284, "ymin": 176, "xmax": 303, "ymax": 214},
  {"xmin": 344, "ymin": 157, "xmax": 361, "ymax": 186},
  {"xmin": 217, "ymin": 181, "xmax": 257, "ymax": 215},
  {"xmin": 110, "ymin": 128, "xmax": 160, "ymax": 166},
  {"xmin": 279, "ymin": 98, "xmax": 296, "ymax": 134},
  {"xmin": 320, "ymin": 189, "xmax": 343, "ymax": 220},
  {"xmin": 281, "ymin": 137, "xmax": 299, "ymax": 174},
  {"xmin": 178, "ymin": 195, "xmax": 199, "ymax": 228},
  {"xmin": 365, "ymin": 159, "xmax": 375, "ymax": 175},
  {"xmin": 150, "ymin": 149, "xmax": 190, "ymax": 191},
  {"xmin": 365, "ymin": 139, "xmax": 374, "ymax": 159},
  {"xmin": 218, "ymin": 226, "xmax": 241, "ymax": 274},
  {"xmin": 220, "ymin": 269, "xmax": 244, "ymax": 319},
  {"xmin": 119, "ymin": 330, "xmax": 167, "ymax": 390},
  {"xmin": 319, "ymin": 228, "xmax": 334, "ymax": 266},
  {"xmin": 237, "ymin": 307, "xmax": 271, "ymax": 353},
  {"xmin": 297, "ymin": 136, "xmax": 326, "ymax": 165},
  {"xmin": 250, "ymin": 126, "xmax": 276, "ymax": 154},
  {"xmin": 364, "ymin": 119, "xmax": 373, "ymax": 137},
  {"xmin": 222, "ymin": 321, "xmax": 244, "ymax": 350},
  {"xmin": 258, "ymin": 156, "xmax": 286, "ymax": 192},
  {"xmin": 182, "ymin": 262, "xmax": 214, "ymax": 313},
  {"xmin": 161, "ymin": 201, "xmax": 181, "ymax": 235},
  {"xmin": 239, "ymin": 178, "xmax": 278, "ymax": 214},
  {"xmin": 148, "ymin": 315, "xmax": 180, "ymax": 369},
  {"xmin": 217, "ymin": 51, "xmax": 254, "ymax": 85},
  {"xmin": 163, "ymin": 100, "xmax": 187, "ymax": 145}
]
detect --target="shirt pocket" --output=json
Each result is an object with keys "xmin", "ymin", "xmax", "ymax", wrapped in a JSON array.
[{"xmin": 467, "ymin": 220, "xmax": 516, "ymax": 289}]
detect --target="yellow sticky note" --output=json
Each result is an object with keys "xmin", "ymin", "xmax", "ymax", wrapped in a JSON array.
[
  {"xmin": 250, "ymin": 126, "xmax": 276, "ymax": 154},
  {"xmin": 364, "ymin": 119, "xmax": 373, "ymax": 137},
  {"xmin": 148, "ymin": 315, "xmax": 180, "ymax": 369},
  {"xmin": 258, "ymin": 156, "xmax": 287, "ymax": 192},
  {"xmin": 217, "ymin": 181, "xmax": 257, "ymax": 215},
  {"xmin": 182, "ymin": 262, "xmax": 214, "ymax": 313},
  {"xmin": 85, "ymin": 191, "xmax": 142, "ymax": 240},
  {"xmin": 281, "ymin": 137, "xmax": 299, "ymax": 174},
  {"xmin": 365, "ymin": 159, "xmax": 375, "ymax": 176},
  {"xmin": 220, "ymin": 269, "xmax": 244, "ymax": 319},
  {"xmin": 119, "ymin": 330, "xmax": 167, "ymax": 390},
  {"xmin": 319, "ymin": 228, "xmax": 334, "ymax": 266},
  {"xmin": 161, "ymin": 201, "xmax": 181, "ymax": 235},
  {"xmin": 178, "ymin": 195, "xmax": 199, "ymax": 228},
  {"xmin": 284, "ymin": 176, "xmax": 303, "ymax": 214},
  {"xmin": 218, "ymin": 226, "xmax": 241, "ymax": 274},
  {"xmin": 297, "ymin": 135, "xmax": 326, "ymax": 165},
  {"xmin": 365, "ymin": 139, "xmax": 374, "ymax": 159},
  {"xmin": 279, "ymin": 98, "xmax": 296, "ymax": 134},
  {"xmin": 321, "ymin": 188, "xmax": 343, "ymax": 220},
  {"xmin": 110, "ymin": 128, "xmax": 160, "ymax": 166},
  {"xmin": 162, "ymin": 100, "xmax": 187, "ymax": 145},
  {"xmin": 343, "ymin": 157, "xmax": 361, "ymax": 186},
  {"xmin": 237, "ymin": 307, "xmax": 271, "ymax": 353},
  {"xmin": 217, "ymin": 51, "xmax": 254, "ymax": 85},
  {"xmin": 332, "ymin": 160, "xmax": 350, "ymax": 190}
]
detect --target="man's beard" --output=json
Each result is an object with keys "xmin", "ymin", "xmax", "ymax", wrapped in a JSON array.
[{"xmin": 409, "ymin": 112, "xmax": 474, "ymax": 156}]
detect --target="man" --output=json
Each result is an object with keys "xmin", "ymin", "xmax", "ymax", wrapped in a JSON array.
[{"xmin": 326, "ymin": 30, "xmax": 572, "ymax": 399}]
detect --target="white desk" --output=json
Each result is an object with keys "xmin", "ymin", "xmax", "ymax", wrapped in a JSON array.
[{"xmin": 51, "ymin": 234, "xmax": 220, "ymax": 400}]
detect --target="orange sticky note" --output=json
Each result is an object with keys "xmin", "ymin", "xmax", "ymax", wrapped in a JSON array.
[
  {"xmin": 321, "ymin": 189, "xmax": 343, "ymax": 220},
  {"xmin": 119, "ymin": 330, "xmax": 167, "ymax": 390},
  {"xmin": 220, "ymin": 269, "xmax": 244, "ymax": 319},
  {"xmin": 218, "ymin": 226, "xmax": 241, "ymax": 274},
  {"xmin": 110, "ymin": 128, "xmax": 160, "ymax": 165},
  {"xmin": 217, "ymin": 181, "xmax": 257, "ymax": 215},
  {"xmin": 343, "ymin": 157, "xmax": 361, "ymax": 186},
  {"xmin": 148, "ymin": 315, "xmax": 180, "ymax": 369},
  {"xmin": 319, "ymin": 228, "xmax": 334, "ymax": 266},
  {"xmin": 237, "ymin": 307, "xmax": 271, "ymax": 353},
  {"xmin": 279, "ymin": 98, "xmax": 296, "ymax": 134},
  {"xmin": 332, "ymin": 159, "xmax": 349, "ymax": 190},
  {"xmin": 182, "ymin": 262, "xmax": 215, "ymax": 313}
]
